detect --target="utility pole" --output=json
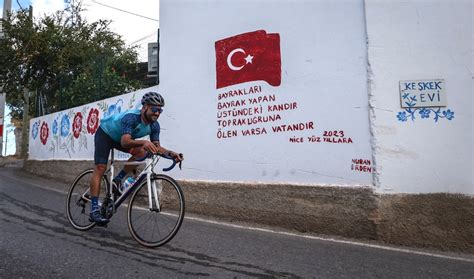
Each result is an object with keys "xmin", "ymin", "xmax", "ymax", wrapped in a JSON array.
[
  {"xmin": 20, "ymin": 89, "xmax": 30, "ymax": 158},
  {"xmin": 20, "ymin": 5, "xmax": 33, "ymax": 159},
  {"xmin": 0, "ymin": 93, "xmax": 4, "ymax": 157},
  {"xmin": 1, "ymin": 0, "xmax": 11, "ymax": 37},
  {"xmin": 3, "ymin": 0, "xmax": 11, "ymax": 18}
]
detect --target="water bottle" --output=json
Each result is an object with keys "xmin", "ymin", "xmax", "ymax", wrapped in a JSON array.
[{"xmin": 120, "ymin": 176, "xmax": 136, "ymax": 193}]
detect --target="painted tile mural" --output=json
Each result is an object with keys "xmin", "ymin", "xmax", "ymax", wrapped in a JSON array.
[
  {"xmin": 29, "ymin": 87, "xmax": 151, "ymax": 160},
  {"xmin": 396, "ymin": 92, "xmax": 455, "ymax": 122}
]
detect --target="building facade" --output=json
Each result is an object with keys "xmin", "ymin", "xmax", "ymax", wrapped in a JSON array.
[{"xmin": 26, "ymin": 0, "xmax": 473, "ymax": 251}]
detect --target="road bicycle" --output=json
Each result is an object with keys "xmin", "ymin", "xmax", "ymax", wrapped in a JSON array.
[{"xmin": 66, "ymin": 150, "xmax": 185, "ymax": 247}]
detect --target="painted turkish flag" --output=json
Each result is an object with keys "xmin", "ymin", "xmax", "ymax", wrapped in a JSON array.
[{"xmin": 215, "ymin": 30, "xmax": 281, "ymax": 89}]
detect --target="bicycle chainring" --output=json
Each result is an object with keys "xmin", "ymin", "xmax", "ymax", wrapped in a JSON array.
[{"xmin": 100, "ymin": 198, "xmax": 114, "ymax": 219}]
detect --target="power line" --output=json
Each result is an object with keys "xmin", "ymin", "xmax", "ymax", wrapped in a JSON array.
[
  {"xmin": 91, "ymin": 0, "xmax": 159, "ymax": 22},
  {"xmin": 130, "ymin": 31, "xmax": 157, "ymax": 46},
  {"xmin": 16, "ymin": 0, "xmax": 23, "ymax": 10}
]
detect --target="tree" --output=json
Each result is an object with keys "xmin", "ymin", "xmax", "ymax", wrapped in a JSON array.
[{"xmin": 0, "ymin": 2, "xmax": 144, "ymax": 121}]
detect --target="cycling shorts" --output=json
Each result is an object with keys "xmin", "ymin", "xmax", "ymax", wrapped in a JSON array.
[{"xmin": 94, "ymin": 126, "xmax": 130, "ymax": 165}]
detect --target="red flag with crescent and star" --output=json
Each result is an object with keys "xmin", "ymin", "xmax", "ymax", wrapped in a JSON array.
[{"xmin": 215, "ymin": 30, "xmax": 281, "ymax": 89}]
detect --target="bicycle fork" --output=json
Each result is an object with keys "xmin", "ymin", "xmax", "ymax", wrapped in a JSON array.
[{"xmin": 147, "ymin": 173, "xmax": 162, "ymax": 212}]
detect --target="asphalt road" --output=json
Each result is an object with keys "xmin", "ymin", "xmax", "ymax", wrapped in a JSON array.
[{"xmin": 0, "ymin": 167, "xmax": 473, "ymax": 278}]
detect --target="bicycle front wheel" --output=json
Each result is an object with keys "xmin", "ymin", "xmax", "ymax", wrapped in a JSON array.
[
  {"xmin": 127, "ymin": 174, "xmax": 185, "ymax": 247},
  {"xmin": 66, "ymin": 169, "xmax": 108, "ymax": 230}
]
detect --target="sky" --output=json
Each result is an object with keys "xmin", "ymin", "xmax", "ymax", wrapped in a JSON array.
[
  {"xmin": 1, "ymin": 0, "xmax": 160, "ymax": 61},
  {"xmin": 1, "ymin": 0, "xmax": 160, "ymax": 155}
]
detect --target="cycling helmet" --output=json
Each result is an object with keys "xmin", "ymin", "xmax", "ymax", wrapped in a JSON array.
[{"xmin": 141, "ymin": 92, "xmax": 165, "ymax": 106}]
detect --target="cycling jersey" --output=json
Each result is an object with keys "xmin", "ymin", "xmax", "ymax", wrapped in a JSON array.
[
  {"xmin": 100, "ymin": 109, "xmax": 160, "ymax": 142},
  {"xmin": 94, "ymin": 109, "xmax": 161, "ymax": 165}
]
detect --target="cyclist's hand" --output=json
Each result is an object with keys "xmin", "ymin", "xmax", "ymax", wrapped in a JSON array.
[
  {"xmin": 143, "ymin": 141, "xmax": 159, "ymax": 154},
  {"xmin": 169, "ymin": 151, "xmax": 183, "ymax": 162}
]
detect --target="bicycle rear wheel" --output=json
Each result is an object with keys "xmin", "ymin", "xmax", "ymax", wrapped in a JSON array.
[
  {"xmin": 66, "ymin": 169, "xmax": 108, "ymax": 230},
  {"xmin": 127, "ymin": 174, "xmax": 185, "ymax": 247}
]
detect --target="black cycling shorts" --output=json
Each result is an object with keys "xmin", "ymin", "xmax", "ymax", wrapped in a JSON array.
[{"xmin": 94, "ymin": 127, "xmax": 130, "ymax": 165}]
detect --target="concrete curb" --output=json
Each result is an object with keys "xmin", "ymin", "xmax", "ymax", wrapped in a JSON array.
[{"xmin": 0, "ymin": 156, "xmax": 24, "ymax": 168}]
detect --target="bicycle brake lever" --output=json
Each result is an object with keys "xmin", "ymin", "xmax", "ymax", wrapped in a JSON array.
[{"xmin": 178, "ymin": 153, "xmax": 183, "ymax": 170}]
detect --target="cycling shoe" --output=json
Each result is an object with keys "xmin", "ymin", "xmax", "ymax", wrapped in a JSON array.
[{"xmin": 89, "ymin": 209, "xmax": 109, "ymax": 225}]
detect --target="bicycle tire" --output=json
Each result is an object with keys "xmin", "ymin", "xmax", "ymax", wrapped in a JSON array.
[
  {"xmin": 66, "ymin": 169, "xmax": 109, "ymax": 231},
  {"xmin": 127, "ymin": 174, "xmax": 185, "ymax": 247}
]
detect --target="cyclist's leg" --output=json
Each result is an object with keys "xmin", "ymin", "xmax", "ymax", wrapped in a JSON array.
[
  {"xmin": 90, "ymin": 164, "xmax": 107, "ymax": 197},
  {"xmin": 125, "ymin": 147, "xmax": 147, "ymax": 173},
  {"xmin": 89, "ymin": 165, "xmax": 109, "ymax": 224},
  {"xmin": 113, "ymin": 147, "xmax": 146, "ymax": 182},
  {"xmin": 89, "ymin": 127, "xmax": 113, "ymax": 224}
]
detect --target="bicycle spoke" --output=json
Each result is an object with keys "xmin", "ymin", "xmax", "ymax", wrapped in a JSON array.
[
  {"xmin": 135, "ymin": 213, "xmax": 151, "ymax": 232},
  {"xmin": 133, "ymin": 211, "xmax": 150, "ymax": 224},
  {"xmin": 151, "ymin": 214, "xmax": 158, "ymax": 241},
  {"xmin": 66, "ymin": 169, "xmax": 108, "ymax": 231},
  {"xmin": 127, "ymin": 175, "xmax": 185, "ymax": 247}
]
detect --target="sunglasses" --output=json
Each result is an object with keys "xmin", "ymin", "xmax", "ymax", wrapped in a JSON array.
[{"xmin": 150, "ymin": 106, "xmax": 163, "ymax": 113}]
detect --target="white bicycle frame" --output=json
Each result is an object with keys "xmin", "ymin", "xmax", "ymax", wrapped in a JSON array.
[{"xmin": 108, "ymin": 150, "xmax": 163, "ymax": 211}]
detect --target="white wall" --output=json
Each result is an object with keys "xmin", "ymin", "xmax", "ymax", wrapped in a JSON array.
[
  {"xmin": 28, "ymin": 88, "xmax": 155, "ymax": 161},
  {"xmin": 28, "ymin": 0, "xmax": 472, "ymax": 194},
  {"xmin": 159, "ymin": 0, "xmax": 373, "ymax": 185},
  {"xmin": 365, "ymin": 0, "xmax": 473, "ymax": 194}
]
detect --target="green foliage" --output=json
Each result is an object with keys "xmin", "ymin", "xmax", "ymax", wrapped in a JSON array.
[{"xmin": 0, "ymin": 2, "xmax": 144, "ymax": 121}]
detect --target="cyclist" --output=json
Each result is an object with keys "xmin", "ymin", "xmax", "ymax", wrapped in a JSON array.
[{"xmin": 89, "ymin": 91, "xmax": 183, "ymax": 224}]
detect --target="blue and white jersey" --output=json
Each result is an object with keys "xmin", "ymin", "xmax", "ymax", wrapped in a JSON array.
[{"xmin": 100, "ymin": 109, "xmax": 160, "ymax": 142}]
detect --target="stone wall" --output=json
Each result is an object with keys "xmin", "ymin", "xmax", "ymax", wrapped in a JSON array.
[
  {"xmin": 24, "ymin": 160, "xmax": 474, "ymax": 253},
  {"xmin": 376, "ymin": 194, "xmax": 474, "ymax": 252}
]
